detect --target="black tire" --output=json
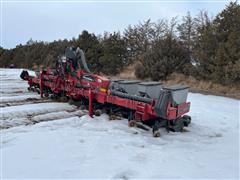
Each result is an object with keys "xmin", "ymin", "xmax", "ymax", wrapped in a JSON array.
[
  {"xmin": 128, "ymin": 120, "xmax": 136, "ymax": 127},
  {"xmin": 50, "ymin": 94, "xmax": 57, "ymax": 100},
  {"xmin": 183, "ymin": 115, "xmax": 191, "ymax": 127},
  {"xmin": 60, "ymin": 96, "xmax": 68, "ymax": 102},
  {"xmin": 153, "ymin": 130, "xmax": 161, "ymax": 137},
  {"xmin": 95, "ymin": 109, "xmax": 102, "ymax": 116},
  {"xmin": 20, "ymin": 70, "xmax": 29, "ymax": 80}
]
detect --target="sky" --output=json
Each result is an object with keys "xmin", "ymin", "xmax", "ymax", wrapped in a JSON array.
[{"xmin": 0, "ymin": 0, "xmax": 232, "ymax": 49}]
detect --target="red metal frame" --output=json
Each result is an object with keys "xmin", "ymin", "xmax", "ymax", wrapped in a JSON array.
[{"xmin": 25, "ymin": 66, "xmax": 190, "ymax": 121}]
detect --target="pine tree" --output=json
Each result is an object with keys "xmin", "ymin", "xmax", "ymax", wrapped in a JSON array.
[
  {"xmin": 214, "ymin": 1, "xmax": 240, "ymax": 83},
  {"xmin": 177, "ymin": 12, "xmax": 196, "ymax": 59},
  {"xmin": 75, "ymin": 30, "xmax": 103, "ymax": 73},
  {"xmin": 99, "ymin": 32, "xmax": 128, "ymax": 75},
  {"xmin": 193, "ymin": 2, "xmax": 240, "ymax": 84}
]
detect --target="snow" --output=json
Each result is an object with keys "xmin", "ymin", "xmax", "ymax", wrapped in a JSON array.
[
  {"xmin": 1, "ymin": 94, "xmax": 40, "ymax": 103},
  {"xmin": 1, "ymin": 68, "xmax": 239, "ymax": 179},
  {"xmin": 2, "ymin": 103, "xmax": 75, "ymax": 119}
]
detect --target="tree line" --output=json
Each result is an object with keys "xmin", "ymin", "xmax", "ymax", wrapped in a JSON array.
[{"xmin": 0, "ymin": 1, "xmax": 239, "ymax": 85}]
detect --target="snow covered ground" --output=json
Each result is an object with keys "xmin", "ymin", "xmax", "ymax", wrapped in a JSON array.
[{"xmin": 1, "ymin": 68, "xmax": 239, "ymax": 179}]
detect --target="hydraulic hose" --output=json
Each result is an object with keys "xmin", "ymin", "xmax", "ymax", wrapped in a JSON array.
[
  {"xmin": 76, "ymin": 48, "xmax": 91, "ymax": 73},
  {"xmin": 111, "ymin": 90, "xmax": 153, "ymax": 104}
]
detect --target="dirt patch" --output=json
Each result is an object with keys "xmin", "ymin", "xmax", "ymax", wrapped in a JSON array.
[
  {"xmin": 164, "ymin": 73, "xmax": 240, "ymax": 100},
  {"xmin": 114, "ymin": 63, "xmax": 137, "ymax": 80}
]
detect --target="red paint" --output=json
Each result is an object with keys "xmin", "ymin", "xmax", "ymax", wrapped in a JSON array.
[
  {"xmin": 22, "ymin": 63, "xmax": 190, "ymax": 122},
  {"xmin": 88, "ymin": 89, "xmax": 93, "ymax": 118},
  {"xmin": 40, "ymin": 70, "xmax": 44, "ymax": 98}
]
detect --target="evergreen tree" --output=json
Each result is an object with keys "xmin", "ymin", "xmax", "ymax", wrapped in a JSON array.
[
  {"xmin": 193, "ymin": 2, "xmax": 240, "ymax": 84},
  {"xmin": 214, "ymin": 1, "xmax": 240, "ymax": 83},
  {"xmin": 124, "ymin": 19, "xmax": 165, "ymax": 64},
  {"xmin": 177, "ymin": 11, "xmax": 196, "ymax": 67},
  {"xmin": 99, "ymin": 32, "xmax": 128, "ymax": 75},
  {"xmin": 75, "ymin": 30, "xmax": 103, "ymax": 73},
  {"xmin": 193, "ymin": 15, "xmax": 218, "ymax": 80},
  {"xmin": 138, "ymin": 35, "xmax": 190, "ymax": 80}
]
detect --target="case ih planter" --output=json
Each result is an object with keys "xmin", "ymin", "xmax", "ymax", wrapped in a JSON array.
[{"xmin": 20, "ymin": 47, "xmax": 191, "ymax": 137}]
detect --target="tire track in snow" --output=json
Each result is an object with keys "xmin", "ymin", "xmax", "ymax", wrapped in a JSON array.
[
  {"xmin": 0, "ymin": 98, "xmax": 52, "ymax": 108},
  {"xmin": 1, "ymin": 102, "xmax": 77, "ymax": 118},
  {"xmin": 1, "ymin": 108, "xmax": 88, "ymax": 129}
]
